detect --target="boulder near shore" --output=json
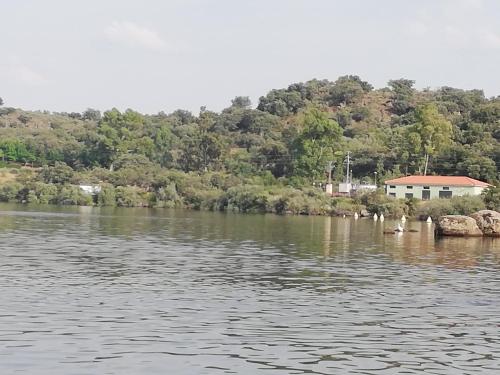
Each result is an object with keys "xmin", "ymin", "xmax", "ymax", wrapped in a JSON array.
[
  {"xmin": 469, "ymin": 210, "xmax": 500, "ymax": 237},
  {"xmin": 436, "ymin": 210, "xmax": 500, "ymax": 237},
  {"xmin": 436, "ymin": 215, "xmax": 483, "ymax": 237}
]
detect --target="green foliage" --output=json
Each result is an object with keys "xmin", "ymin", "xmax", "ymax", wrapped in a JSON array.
[
  {"xmin": 30, "ymin": 182, "xmax": 58, "ymax": 204},
  {"xmin": 56, "ymin": 185, "xmax": 93, "ymax": 205},
  {"xmin": 293, "ymin": 108, "xmax": 343, "ymax": 179},
  {"xmin": 0, "ymin": 182, "xmax": 22, "ymax": 202},
  {"xmin": 39, "ymin": 162, "xmax": 74, "ymax": 184},
  {"xmin": 97, "ymin": 184, "xmax": 116, "ymax": 206},
  {"xmin": 388, "ymin": 79, "xmax": 415, "ymax": 115},
  {"xmin": 406, "ymin": 103, "xmax": 453, "ymax": 174},
  {"xmin": 417, "ymin": 195, "xmax": 487, "ymax": 220},
  {"xmin": 482, "ymin": 186, "xmax": 500, "ymax": 211},
  {"xmin": 0, "ymin": 74, "xmax": 497, "ymax": 215},
  {"xmin": 114, "ymin": 186, "xmax": 148, "ymax": 207},
  {"xmin": 223, "ymin": 185, "xmax": 270, "ymax": 213},
  {"xmin": 329, "ymin": 75, "xmax": 373, "ymax": 106},
  {"xmin": 356, "ymin": 191, "xmax": 408, "ymax": 217}
]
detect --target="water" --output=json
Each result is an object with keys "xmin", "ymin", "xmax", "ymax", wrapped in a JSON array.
[{"xmin": 0, "ymin": 203, "xmax": 499, "ymax": 374}]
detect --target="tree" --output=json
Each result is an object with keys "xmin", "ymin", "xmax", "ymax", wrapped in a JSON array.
[
  {"xmin": 82, "ymin": 108, "xmax": 101, "ymax": 121},
  {"xmin": 407, "ymin": 103, "xmax": 453, "ymax": 175},
  {"xmin": 388, "ymin": 79, "xmax": 415, "ymax": 115},
  {"xmin": 231, "ymin": 96, "xmax": 252, "ymax": 109},
  {"xmin": 39, "ymin": 162, "xmax": 75, "ymax": 184},
  {"xmin": 293, "ymin": 108, "xmax": 343, "ymax": 179},
  {"xmin": 0, "ymin": 97, "xmax": 3, "ymax": 106},
  {"xmin": 329, "ymin": 75, "xmax": 373, "ymax": 106},
  {"xmin": 179, "ymin": 110, "xmax": 225, "ymax": 172}
]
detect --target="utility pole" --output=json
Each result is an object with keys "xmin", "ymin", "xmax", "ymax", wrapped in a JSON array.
[
  {"xmin": 345, "ymin": 151, "xmax": 351, "ymax": 184},
  {"xmin": 325, "ymin": 161, "xmax": 334, "ymax": 196}
]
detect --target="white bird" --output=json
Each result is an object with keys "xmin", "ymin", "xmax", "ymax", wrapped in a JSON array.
[
  {"xmin": 401, "ymin": 215, "xmax": 406, "ymax": 223},
  {"xmin": 373, "ymin": 213, "xmax": 378, "ymax": 221},
  {"xmin": 354, "ymin": 212, "xmax": 359, "ymax": 220},
  {"xmin": 380, "ymin": 213, "xmax": 385, "ymax": 222},
  {"xmin": 343, "ymin": 214, "xmax": 346, "ymax": 218},
  {"xmin": 395, "ymin": 223, "xmax": 404, "ymax": 232},
  {"xmin": 426, "ymin": 216, "xmax": 432, "ymax": 223}
]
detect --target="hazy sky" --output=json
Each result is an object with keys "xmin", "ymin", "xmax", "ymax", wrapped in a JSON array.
[{"xmin": 1, "ymin": 0, "xmax": 499, "ymax": 114}]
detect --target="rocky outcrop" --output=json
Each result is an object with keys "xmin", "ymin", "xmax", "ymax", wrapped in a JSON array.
[
  {"xmin": 435, "ymin": 215, "xmax": 483, "ymax": 237},
  {"xmin": 470, "ymin": 210, "xmax": 500, "ymax": 237}
]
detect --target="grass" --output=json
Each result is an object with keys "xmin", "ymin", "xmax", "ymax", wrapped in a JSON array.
[{"xmin": 0, "ymin": 168, "xmax": 17, "ymax": 184}]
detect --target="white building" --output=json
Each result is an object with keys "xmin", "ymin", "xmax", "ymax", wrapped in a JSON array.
[
  {"xmin": 384, "ymin": 176, "xmax": 490, "ymax": 200},
  {"xmin": 79, "ymin": 185, "xmax": 102, "ymax": 195}
]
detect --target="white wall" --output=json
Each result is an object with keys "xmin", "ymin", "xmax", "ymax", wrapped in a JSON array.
[{"xmin": 385, "ymin": 184, "xmax": 485, "ymax": 199}]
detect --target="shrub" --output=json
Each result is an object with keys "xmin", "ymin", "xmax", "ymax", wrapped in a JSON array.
[
  {"xmin": 416, "ymin": 195, "xmax": 485, "ymax": 220},
  {"xmin": 97, "ymin": 184, "xmax": 116, "ymax": 206},
  {"xmin": 482, "ymin": 186, "xmax": 500, "ymax": 211},
  {"xmin": 223, "ymin": 185, "xmax": 269, "ymax": 213},
  {"xmin": 450, "ymin": 195, "xmax": 486, "ymax": 215},
  {"xmin": 114, "ymin": 186, "xmax": 148, "ymax": 207},
  {"xmin": 31, "ymin": 182, "xmax": 58, "ymax": 204},
  {"xmin": 182, "ymin": 187, "xmax": 223, "ymax": 210},
  {"xmin": 331, "ymin": 197, "xmax": 360, "ymax": 216},
  {"xmin": 0, "ymin": 182, "xmax": 22, "ymax": 202},
  {"xmin": 416, "ymin": 199, "xmax": 454, "ymax": 221},
  {"xmin": 356, "ymin": 191, "xmax": 406, "ymax": 217},
  {"xmin": 56, "ymin": 185, "xmax": 93, "ymax": 206}
]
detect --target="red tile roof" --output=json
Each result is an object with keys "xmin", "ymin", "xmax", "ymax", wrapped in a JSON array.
[{"xmin": 384, "ymin": 175, "xmax": 491, "ymax": 187}]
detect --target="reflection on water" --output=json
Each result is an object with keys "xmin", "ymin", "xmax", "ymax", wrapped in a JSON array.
[{"xmin": 0, "ymin": 203, "xmax": 499, "ymax": 374}]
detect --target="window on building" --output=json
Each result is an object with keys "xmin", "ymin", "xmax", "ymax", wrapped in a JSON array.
[
  {"xmin": 439, "ymin": 191, "xmax": 452, "ymax": 199},
  {"xmin": 389, "ymin": 193, "xmax": 396, "ymax": 197},
  {"xmin": 405, "ymin": 193, "xmax": 413, "ymax": 199},
  {"xmin": 423, "ymin": 186, "xmax": 430, "ymax": 190},
  {"xmin": 422, "ymin": 190, "xmax": 430, "ymax": 200},
  {"xmin": 389, "ymin": 185, "xmax": 395, "ymax": 189},
  {"xmin": 407, "ymin": 186, "xmax": 413, "ymax": 189},
  {"xmin": 443, "ymin": 187, "xmax": 450, "ymax": 190}
]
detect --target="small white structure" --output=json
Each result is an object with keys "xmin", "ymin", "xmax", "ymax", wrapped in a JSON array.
[
  {"xmin": 338, "ymin": 182, "xmax": 352, "ymax": 194},
  {"xmin": 354, "ymin": 212, "xmax": 359, "ymax": 220},
  {"xmin": 380, "ymin": 213, "xmax": 385, "ymax": 222},
  {"xmin": 384, "ymin": 176, "xmax": 490, "ymax": 200},
  {"xmin": 79, "ymin": 185, "xmax": 101, "ymax": 195},
  {"xmin": 325, "ymin": 183, "xmax": 333, "ymax": 196},
  {"xmin": 373, "ymin": 213, "xmax": 378, "ymax": 221},
  {"xmin": 426, "ymin": 216, "xmax": 432, "ymax": 224}
]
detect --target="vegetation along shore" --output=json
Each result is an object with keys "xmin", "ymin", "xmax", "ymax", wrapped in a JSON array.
[{"xmin": 0, "ymin": 76, "xmax": 498, "ymax": 218}]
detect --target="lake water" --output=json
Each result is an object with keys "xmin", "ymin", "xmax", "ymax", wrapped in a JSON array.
[{"xmin": 0, "ymin": 203, "xmax": 499, "ymax": 374}]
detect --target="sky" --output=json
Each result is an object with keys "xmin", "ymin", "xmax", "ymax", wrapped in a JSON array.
[{"xmin": 1, "ymin": 0, "xmax": 499, "ymax": 114}]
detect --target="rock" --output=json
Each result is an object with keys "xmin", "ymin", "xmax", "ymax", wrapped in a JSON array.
[
  {"xmin": 435, "ymin": 215, "xmax": 483, "ymax": 237},
  {"xmin": 360, "ymin": 209, "xmax": 370, "ymax": 217},
  {"xmin": 470, "ymin": 210, "xmax": 500, "ymax": 237}
]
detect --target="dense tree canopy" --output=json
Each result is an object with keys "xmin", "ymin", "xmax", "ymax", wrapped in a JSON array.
[{"xmin": 0, "ymin": 75, "xmax": 498, "ymax": 187}]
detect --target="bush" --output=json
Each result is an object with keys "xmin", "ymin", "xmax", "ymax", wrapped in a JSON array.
[
  {"xmin": 114, "ymin": 186, "xmax": 149, "ymax": 207},
  {"xmin": 153, "ymin": 182, "xmax": 182, "ymax": 208},
  {"xmin": 450, "ymin": 195, "xmax": 486, "ymax": 215},
  {"xmin": 482, "ymin": 186, "xmax": 500, "ymax": 211},
  {"xmin": 223, "ymin": 185, "xmax": 269, "ymax": 213},
  {"xmin": 30, "ymin": 182, "xmax": 58, "ymax": 204},
  {"xmin": 97, "ymin": 184, "xmax": 116, "ymax": 206},
  {"xmin": 0, "ymin": 182, "xmax": 22, "ymax": 202},
  {"xmin": 331, "ymin": 197, "xmax": 364, "ymax": 216},
  {"xmin": 356, "ymin": 191, "xmax": 407, "ymax": 217},
  {"xmin": 416, "ymin": 195, "xmax": 486, "ymax": 220},
  {"xmin": 182, "ymin": 187, "xmax": 223, "ymax": 210},
  {"xmin": 56, "ymin": 185, "xmax": 93, "ymax": 206}
]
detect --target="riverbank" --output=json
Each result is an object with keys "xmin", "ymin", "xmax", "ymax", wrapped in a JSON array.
[{"xmin": 0, "ymin": 167, "xmax": 496, "ymax": 220}]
